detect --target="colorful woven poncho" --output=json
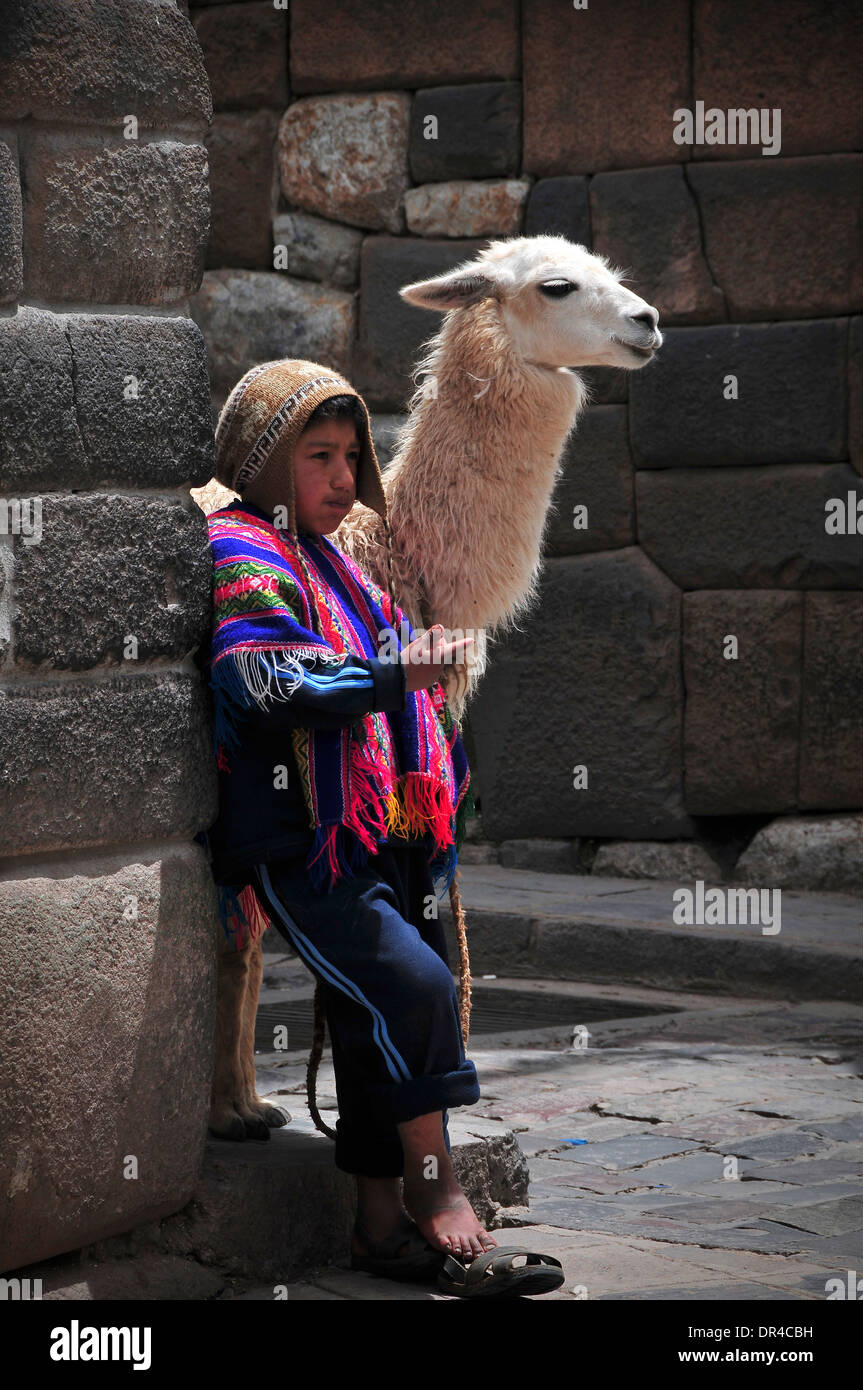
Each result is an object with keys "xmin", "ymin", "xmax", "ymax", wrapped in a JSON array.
[{"xmin": 206, "ymin": 503, "xmax": 474, "ymax": 912}]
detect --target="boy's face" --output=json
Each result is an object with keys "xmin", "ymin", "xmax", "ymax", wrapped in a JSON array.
[{"xmin": 292, "ymin": 418, "xmax": 360, "ymax": 537}]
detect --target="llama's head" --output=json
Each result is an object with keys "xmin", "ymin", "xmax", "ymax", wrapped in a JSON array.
[{"xmin": 400, "ymin": 234, "xmax": 661, "ymax": 371}]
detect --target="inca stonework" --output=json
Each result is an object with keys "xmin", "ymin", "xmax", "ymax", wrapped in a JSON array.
[
  {"xmin": 0, "ymin": 0, "xmax": 219, "ymax": 1271},
  {"xmin": 188, "ymin": 0, "xmax": 862, "ymax": 890}
]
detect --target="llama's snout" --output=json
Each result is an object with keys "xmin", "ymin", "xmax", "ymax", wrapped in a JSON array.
[
  {"xmin": 614, "ymin": 302, "xmax": 662, "ymax": 361},
  {"xmin": 629, "ymin": 308, "xmax": 659, "ymax": 331}
]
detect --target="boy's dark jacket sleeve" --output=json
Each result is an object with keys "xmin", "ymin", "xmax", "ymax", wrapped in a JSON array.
[
  {"xmin": 241, "ymin": 652, "xmax": 408, "ymax": 733},
  {"xmin": 201, "ymin": 652, "xmax": 409, "ymax": 881}
]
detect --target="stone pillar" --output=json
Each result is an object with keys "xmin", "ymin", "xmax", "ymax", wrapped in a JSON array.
[{"xmin": 0, "ymin": 0, "xmax": 220, "ymax": 1272}]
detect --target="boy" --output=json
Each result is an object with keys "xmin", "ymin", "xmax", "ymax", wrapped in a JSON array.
[{"xmin": 201, "ymin": 359, "xmax": 564, "ymax": 1296}]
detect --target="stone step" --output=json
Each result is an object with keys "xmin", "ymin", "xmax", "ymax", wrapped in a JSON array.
[
  {"xmin": 24, "ymin": 1115, "xmax": 528, "ymax": 1297},
  {"xmin": 439, "ymin": 865, "xmax": 863, "ymax": 1002}
]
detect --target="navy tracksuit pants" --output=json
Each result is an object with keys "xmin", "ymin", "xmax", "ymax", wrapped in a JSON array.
[{"xmin": 253, "ymin": 840, "xmax": 480, "ymax": 1177}]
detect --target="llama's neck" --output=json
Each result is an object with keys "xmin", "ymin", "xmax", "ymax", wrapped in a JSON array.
[
  {"xmin": 412, "ymin": 297, "xmax": 584, "ymax": 450},
  {"xmin": 385, "ymin": 300, "xmax": 587, "ymax": 631}
]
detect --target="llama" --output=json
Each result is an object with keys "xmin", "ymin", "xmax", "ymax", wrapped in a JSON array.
[
  {"xmin": 335, "ymin": 235, "xmax": 661, "ymax": 712},
  {"xmin": 193, "ymin": 234, "xmax": 662, "ymax": 1138}
]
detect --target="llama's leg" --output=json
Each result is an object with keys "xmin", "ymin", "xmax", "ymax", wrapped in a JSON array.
[
  {"xmin": 209, "ymin": 936, "xmax": 253, "ymax": 1141},
  {"xmin": 237, "ymin": 934, "xmax": 290, "ymax": 1136}
]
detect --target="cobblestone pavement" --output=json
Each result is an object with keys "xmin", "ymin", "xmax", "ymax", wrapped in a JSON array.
[{"xmin": 242, "ymin": 966, "xmax": 863, "ymax": 1301}]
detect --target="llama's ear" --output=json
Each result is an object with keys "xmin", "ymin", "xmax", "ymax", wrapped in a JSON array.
[{"xmin": 399, "ymin": 269, "xmax": 497, "ymax": 311}]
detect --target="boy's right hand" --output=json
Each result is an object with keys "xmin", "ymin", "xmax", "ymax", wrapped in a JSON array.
[{"xmin": 401, "ymin": 625, "xmax": 475, "ymax": 693}]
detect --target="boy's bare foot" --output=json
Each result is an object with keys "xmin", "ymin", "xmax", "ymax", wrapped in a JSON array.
[
  {"xmin": 352, "ymin": 1176, "xmax": 418, "ymax": 1260},
  {"xmin": 351, "ymin": 1210, "xmax": 418, "ymax": 1259},
  {"xmin": 403, "ymin": 1171, "xmax": 498, "ymax": 1261},
  {"xmin": 399, "ymin": 1110, "xmax": 498, "ymax": 1262}
]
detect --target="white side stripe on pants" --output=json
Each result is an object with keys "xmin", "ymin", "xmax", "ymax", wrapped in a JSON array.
[{"xmin": 257, "ymin": 862, "xmax": 413, "ymax": 1084}]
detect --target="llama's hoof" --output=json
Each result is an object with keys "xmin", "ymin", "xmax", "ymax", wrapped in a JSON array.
[
  {"xmin": 259, "ymin": 1101, "xmax": 291, "ymax": 1129},
  {"xmin": 240, "ymin": 1112, "xmax": 272, "ymax": 1141},
  {"xmin": 208, "ymin": 1108, "xmax": 248, "ymax": 1143},
  {"xmin": 244, "ymin": 1095, "xmax": 291, "ymax": 1129}
]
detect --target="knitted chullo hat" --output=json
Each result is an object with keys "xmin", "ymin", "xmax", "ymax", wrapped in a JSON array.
[{"xmin": 213, "ymin": 358, "xmax": 388, "ymax": 537}]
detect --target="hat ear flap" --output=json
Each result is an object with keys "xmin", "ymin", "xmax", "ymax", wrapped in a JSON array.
[
  {"xmin": 268, "ymin": 458, "xmax": 296, "ymax": 537},
  {"xmin": 355, "ymin": 398, "xmax": 388, "ymax": 523}
]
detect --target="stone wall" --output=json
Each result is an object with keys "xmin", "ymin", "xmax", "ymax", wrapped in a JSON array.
[
  {"xmin": 0, "ymin": 0, "xmax": 219, "ymax": 1272},
  {"xmin": 185, "ymin": 0, "xmax": 862, "ymax": 877}
]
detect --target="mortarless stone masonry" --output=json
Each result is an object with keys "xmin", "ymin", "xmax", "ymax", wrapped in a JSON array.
[
  {"xmin": 0, "ymin": 0, "xmax": 219, "ymax": 1273},
  {"xmin": 182, "ymin": 0, "xmax": 863, "ymax": 862}
]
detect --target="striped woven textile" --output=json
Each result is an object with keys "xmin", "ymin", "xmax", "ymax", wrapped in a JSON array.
[{"xmin": 206, "ymin": 502, "xmax": 473, "ymax": 909}]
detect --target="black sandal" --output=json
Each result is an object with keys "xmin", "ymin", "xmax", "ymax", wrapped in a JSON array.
[
  {"xmin": 437, "ymin": 1246, "xmax": 565, "ymax": 1298},
  {"xmin": 350, "ymin": 1220, "xmax": 448, "ymax": 1283}
]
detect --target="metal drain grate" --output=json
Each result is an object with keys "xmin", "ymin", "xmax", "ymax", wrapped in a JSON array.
[{"xmin": 254, "ymin": 989, "xmax": 676, "ymax": 1053}]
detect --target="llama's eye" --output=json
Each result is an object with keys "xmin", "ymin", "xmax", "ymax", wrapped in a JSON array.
[{"xmin": 538, "ymin": 280, "xmax": 578, "ymax": 298}]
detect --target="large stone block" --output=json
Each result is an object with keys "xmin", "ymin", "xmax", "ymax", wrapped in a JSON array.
[
  {"xmin": 0, "ymin": 844, "xmax": 218, "ymax": 1273},
  {"xmin": 524, "ymin": 177, "xmax": 590, "ymax": 244},
  {"xmin": 0, "ymin": 140, "xmax": 22, "ymax": 305},
  {"xmin": 630, "ymin": 322, "xmax": 847, "ymax": 467},
  {"xmin": 0, "ymin": 0, "xmax": 211, "ymax": 126},
  {"xmin": 687, "ymin": 156, "xmax": 862, "ymax": 320},
  {"xmin": 848, "ymin": 317, "xmax": 862, "ymax": 478},
  {"xmin": 593, "ymin": 840, "xmax": 724, "ymax": 882},
  {"xmin": 591, "ymin": 167, "xmax": 726, "ymax": 326},
  {"xmin": 354, "ymin": 236, "xmax": 486, "ymax": 410},
  {"xmin": 189, "ymin": 269, "xmax": 355, "ymax": 404},
  {"xmin": 277, "ymin": 93, "xmax": 410, "ymax": 234},
  {"xmin": 694, "ymin": 0, "xmax": 863, "ymax": 158},
  {"xmin": 682, "ymin": 591, "xmax": 802, "ymax": 815},
  {"xmin": 289, "ymin": 0, "xmax": 519, "ymax": 92},
  {"xmin": 469, "ymin": 548, "xmax": 692, "ymax": 840},
  {"xmin": 0, "ymin": 309, "xmax": 214, "ymax": 491},
  {"xmin": 193, "ymin": 1, "xmax": 287, "ymax": 109},
  {"xmin": 11, "ymin": 496, "xmax": 211, "ymax": 670},
  {"xmin": 272, "ymin": 210, "xmax": 363, "ymax": 288},
  {"xmin": 22, "ymin": 139, "xmax": 209, "ymax": 305},
  {"xmin": 523, "ymin": 0, "xmax": 689, "ymax": 174},
  {"xmin": 544, "ymin": 406, "xmax": 634, "ymax": 556},
  {"xmin": 0, "ymin": 672, "xmax": 218, "ymax": 855},
  {"xmin": 68, "ymin": 314, "xmax": 215, "ymax": 487},
  {"xmin": 0, "ymin": 310, "xmax": 80, "ymax": 486},
  {"xmin": 799, "ymin": 593, "xmax": 863, "ymax": 807},
  {"xmin": 404, "ymin": 179, "xmax": 529, "ymax": 238},
  {"xmin": 734, "ymin": 814, "xmax": 863, "ymax": 892},
  {"xmin": 205, "ymin": 111, "xmax": 279, "ymax": 269},
  {"xmin": 409, "ymin": 83, "xmax": 521, "ymax": 183},
  {"xmin": 637, "ymin": 464, "xmax": 863, "ymax": 590}
]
